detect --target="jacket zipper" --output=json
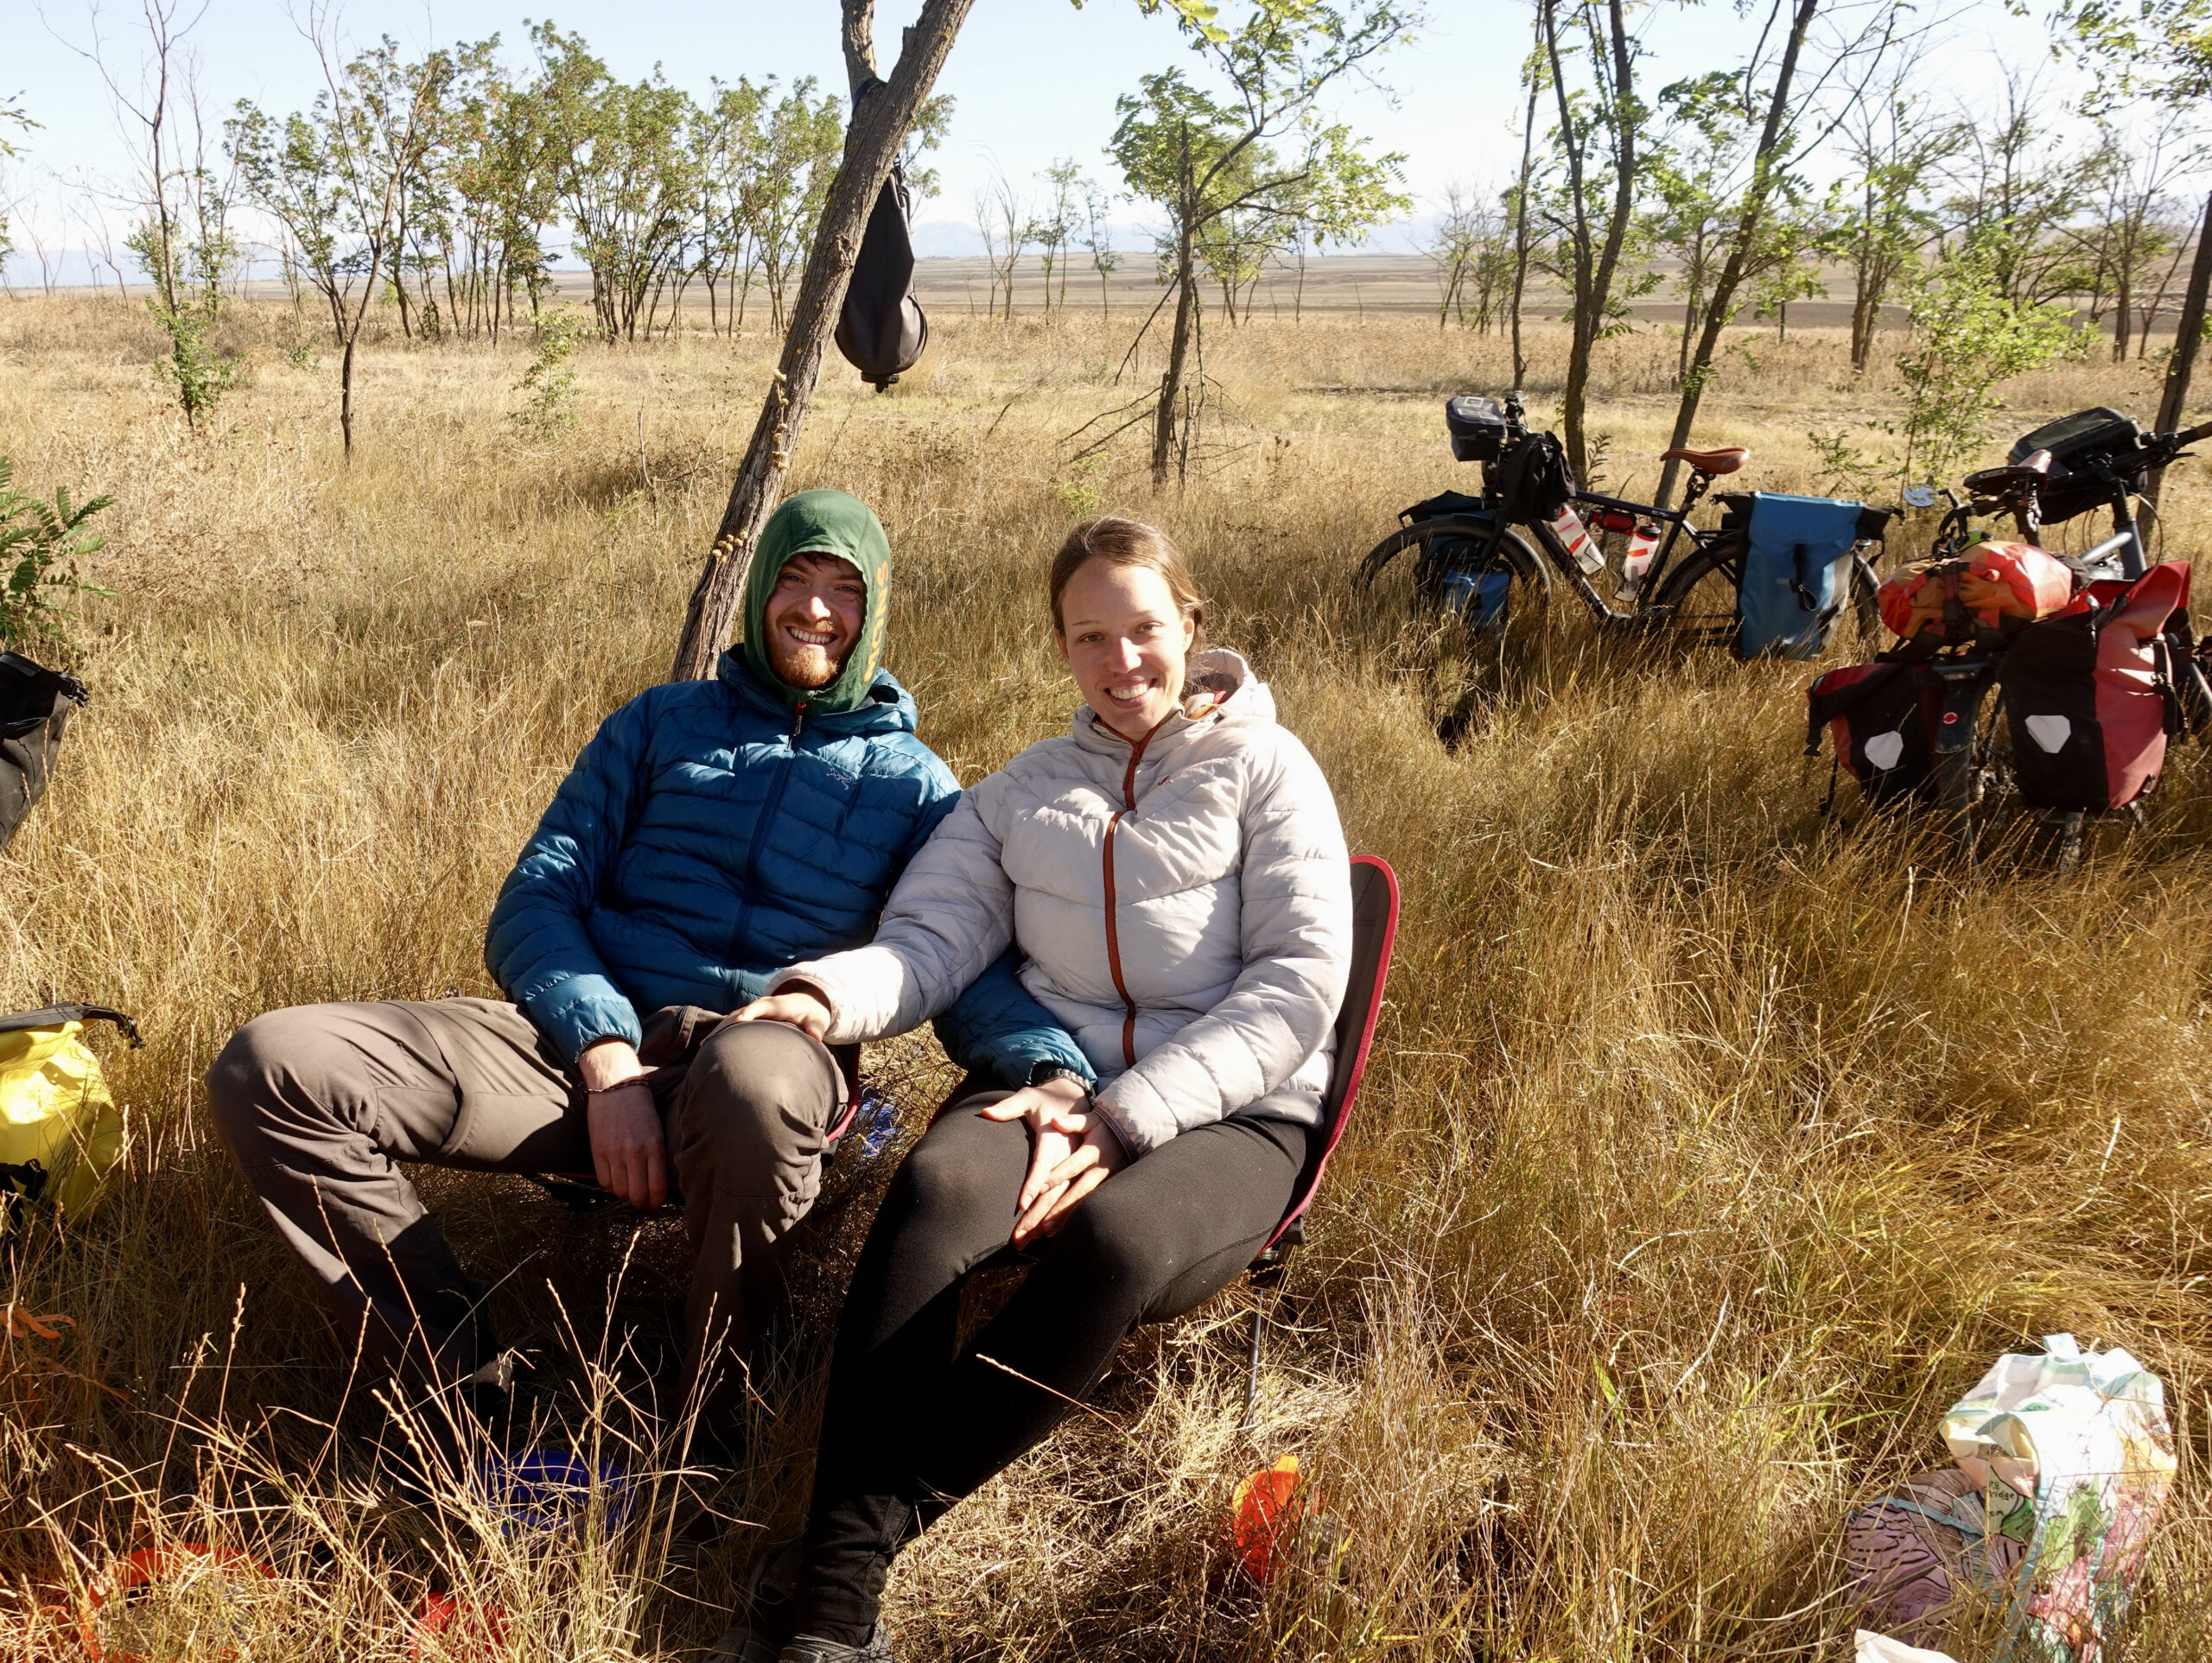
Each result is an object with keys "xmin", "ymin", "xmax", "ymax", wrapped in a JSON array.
[
  {"xmin": 732, "ymin": 698, "xmax": 806, "ymax": 958},
  {"xmin": 1099, "ymin": 714, "xmax": 1166, "ymax": 1070}
]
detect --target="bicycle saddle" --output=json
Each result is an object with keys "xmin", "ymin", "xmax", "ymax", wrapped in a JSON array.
[
  {"xmin": 1961, "ymin": 449, "xmax": 2052, "ymax": 496},
  {"xmin": 1659, "ymin": 445, "xmax": 1748, "ymax": 474}
]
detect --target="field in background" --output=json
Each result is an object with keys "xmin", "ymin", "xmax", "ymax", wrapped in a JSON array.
[{"xmin": 3, "ymin": 295, "xmax": 2212, "ymax": 1660}]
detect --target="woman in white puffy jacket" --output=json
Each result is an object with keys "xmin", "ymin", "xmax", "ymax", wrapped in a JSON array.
[{"xmin": 727, "ymin": 516, "xmax": 1352, "ymax": 1663}]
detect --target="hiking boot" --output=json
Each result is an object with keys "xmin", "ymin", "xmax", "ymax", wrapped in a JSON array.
[
  {"xmin": 705, "ymin": 1538, "xmax": 801, "ymax": 1663},
  {"xmin": 775, "ymin": 1628, "xmax": 895, "ymax": 1663}
]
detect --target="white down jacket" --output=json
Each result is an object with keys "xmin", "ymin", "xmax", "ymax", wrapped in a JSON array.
[{"xmin": 781, "ymin": 648, "xmax": 1353, "ymax": 1156}]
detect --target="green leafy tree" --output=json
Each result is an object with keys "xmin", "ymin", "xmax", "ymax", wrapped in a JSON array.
[
  {"xmin": 0, "ymin": 98, "xmax": 35, "ymax": 278},
  {"xmin": 1081, "ymin": 175, "xmax": 1122, "ymax": 314},
  {"xmin": 433, "ymin": 46, "xmax": 557, "ymax": 342},
  {"xmin": 531, "ymin": 28, "xmax": 703, "ymax": 342},
  {"xmin": 230, "ymin": 30, "xmax": 452, "ymax": 457},
  {"xmin": 1037, "ymin": 157, "xmax": 1084, "ymax": 311},
  {"xmin": 62, "ymin": 0, "xmax": 240, "ymax": 431},
  {"xmin": 2061, "ymin": 0, "xmax": 2211, "ymax": 505},
  {"xmin": 1828, "ymin": 76, "xmax": 1962, "ymax": 372},
  {"xmin": 1937, "ymin": 70, "xmax": 2086, "ymax": 308},
  {"xmin": 690, "ymin": 76, "xmax": 772, "ymax": 336},
  {"xmin": 1650, "ymin": 0, "xmax": 1912, "ymax": 506},
  {"xmin": 1106, "ymin": 0, "xmax": 1414, "ymax": 486},
  {"xmin": 0, "ymin": 457, "xmax": 115, "ymax": 654},
  {"xmin": 1530, "ymin": 0, "xmax": 1657, "ymax": 482},
  {"xmin": 1891, "ymin": 230, "xmax": 2082, "ymax": 493},
  {"xmin": 751, "ymin": 79, "xmax": 846, "ymax": 333}
]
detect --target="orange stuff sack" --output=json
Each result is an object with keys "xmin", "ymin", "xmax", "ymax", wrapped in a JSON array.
[{"xmin": 1878, "ymin": 543, "xmax": 2078, "ymax": 642}]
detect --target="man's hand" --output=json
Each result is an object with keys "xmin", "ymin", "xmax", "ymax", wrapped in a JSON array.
[
  {"xmin": 981, "ymin": 1077, "xmax": 1103, "ymax": 1249},
  {"xmin": 579, "ymin": 1038, "xmax": 665, "ymax": 1209},
  {"xmin": 730, "ymin": 984, "xmax": 832, "ymax": 1040}
]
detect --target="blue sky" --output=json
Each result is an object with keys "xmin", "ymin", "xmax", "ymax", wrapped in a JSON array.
[{"xmin": 3, "ymin": 0, "xmax": 2088, "ymax": 271}]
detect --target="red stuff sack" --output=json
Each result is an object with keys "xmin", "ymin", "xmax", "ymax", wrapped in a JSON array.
[
  {"xmin": 1998, "ymin": 562, "xmax": 2190, "ymax": 812},
  {"xmin": 1878, "ymin": 543, "xmax": 2079, "ymax": 643},
  {"xmin": 1805, "ymin": 662, "xmax": 1939, "ymax": 807}
]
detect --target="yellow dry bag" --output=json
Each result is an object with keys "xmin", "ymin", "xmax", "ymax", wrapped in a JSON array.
[{"xmin": 1, "ymin": 1003, "xmax": 138, "ymax": 1230}]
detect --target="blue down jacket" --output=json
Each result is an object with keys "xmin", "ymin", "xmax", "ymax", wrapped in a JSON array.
[{"xmin": 483, "ymin": 649, "xmax": 1091, "ymax": 1088}]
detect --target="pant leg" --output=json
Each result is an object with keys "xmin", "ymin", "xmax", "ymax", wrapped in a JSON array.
[
  {"xmin": 912, "ymin": 1113, "xmax": 1311, "ymax": 1504},
  {"xmin": 796, "ymin": 1096, "xmax": 1034, "ymax": 1637},
  {"xmin": 662, "ymin": 1017, "xmax": 846, "ymax": 1416},
  {"xmin": 206, "ymin": 996, "xmax": 585, "ymax": 1382},
  {"xmin": 795, "ymin": 1103, "xmax": 1312, "ymax": 1642}
]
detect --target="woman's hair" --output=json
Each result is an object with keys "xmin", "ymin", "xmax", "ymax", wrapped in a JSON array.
[{"xmin": 1048, "ymin": 517, "xmax": 1205, "ymax": 644}]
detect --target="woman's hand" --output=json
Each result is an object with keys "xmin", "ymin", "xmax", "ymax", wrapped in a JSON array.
[
  {"xmin": 580, "ymin": 1038, "xmax": 666, "ymax": 1209},
  {"xmin": 1013, "ymin": 1118, "xmax": 1129, "ymax": 1245},
  {"xmin": 981, "ymin": 1077, "xmax": 1096, "ymax": 1247},
  {"xmin": 729, "ymin": 984, "xmax": 832, "ymax": 1040}
]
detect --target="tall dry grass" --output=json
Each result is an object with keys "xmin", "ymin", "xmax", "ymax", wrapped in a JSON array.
[{"xmin": 2, "ymin": 292, "xmax": 2210, "ymax": 1660}]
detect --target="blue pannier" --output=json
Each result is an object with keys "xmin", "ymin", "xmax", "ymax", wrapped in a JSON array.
[
  {"xmin": 1406, "ymin": 490, "xmax": 1513, "ymax": 634},
  {"xmin": 1735, "ymin": 492, "xmax": 1866, "ymax": 659}
]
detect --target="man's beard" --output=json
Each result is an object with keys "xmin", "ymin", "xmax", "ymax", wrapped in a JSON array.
[{"xmin": 768, "ymin": 635, "xmax": 842, "ymax": 689}]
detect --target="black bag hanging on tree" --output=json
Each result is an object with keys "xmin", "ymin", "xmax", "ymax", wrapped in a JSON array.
[
  {"xmin": 836, "ymin": 82, "xmax": 929, "ymax": 392},
  {"xmin": 1, "ymin": 652, "xmax": 87, "ymax": 854}
]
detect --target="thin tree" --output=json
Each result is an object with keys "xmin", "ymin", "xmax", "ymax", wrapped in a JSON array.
[
  {"xmin": 230, "ymin": 18, "xmax": 447, "ymax": 457},
  {"xmin": 1038, "ymin": 157, "xmax": 1083, "ymax": 311},
  {"xmin": 60, "ymin": 0, "xmax": 239, "ymax": 430},
  {"xmin": 974, "ymin": 161, "xmax": 1032, "ymax": 318},
  {"xmin": 1533, "ymin": 0, "xmax": 1652, "ymax": 483},
  {"xmin": 2059, "ymin": 0, "xmax": 2209, "ymax": 503},
  {"xmin": 1652, "ymin": 0, "xmax": 1904, "ymax": 507},
  {"xmin": 1081, "ymin": 175, "xmax": 1121, "ymax": 314},
  {"xmin": 1104, "ymin": 0, "xmax": 1414, "ymax": 488},
  {"xmin": 671, "ymin": 0, "xmax": 977, "ymax": 682}
]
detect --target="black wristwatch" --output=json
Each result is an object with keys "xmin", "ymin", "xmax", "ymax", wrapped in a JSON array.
[{"xmin": 1029, "ymin": 1062, "xmax": 1091, "ymax": 1092}]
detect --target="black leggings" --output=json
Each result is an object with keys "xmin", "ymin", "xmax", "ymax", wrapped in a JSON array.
[{"xmin": 792, "ymin": 1094, "xmax": 1313, "ymax": 1642}]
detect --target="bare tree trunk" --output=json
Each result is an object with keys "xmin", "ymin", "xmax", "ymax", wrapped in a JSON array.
[
  {"xmin": 671, "ymin": 0, "xmax": 975, "ymax": 682},
  {"xmin": 340, "ymin": 333, "xmax": 357, "ymax": 458},
  {"xmin": 1152, "ymin": 213, "xmax": 1200, "ymax": 490},
  {"xmin": 2145, "ymin": 188, "xmax": 2211, "ymax": 510},
  {"xmin": 1654, "ymin": 0, "xmax": 1820, "ymax": 509},
  {"xmin": 1509, "ymin": 17, "xmax": 1541, "ymax": 390}
]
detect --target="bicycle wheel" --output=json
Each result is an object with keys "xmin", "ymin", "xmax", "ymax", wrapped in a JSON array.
[
  {"xmin": 1356, "ymin": 516, "xmax": 1553, "ymax": 636},
  {"xmin": 1648, "ymin": 536, "xmax": 1882, "ymax": 658}
]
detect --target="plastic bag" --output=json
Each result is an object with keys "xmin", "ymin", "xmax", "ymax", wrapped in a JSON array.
[
  {"xmin": 0, "ymin": 1005, "xmax": 136, "ymax": 1229},
  {"xmin": 1938, "ymin": 1333, "xmax": 2173, "ymax": 1661}
]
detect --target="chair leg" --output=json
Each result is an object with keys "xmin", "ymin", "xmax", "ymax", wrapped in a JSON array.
[{"xmin": 1242, "ymin": 1288, "xmax": 1267, "ymax": 1438}]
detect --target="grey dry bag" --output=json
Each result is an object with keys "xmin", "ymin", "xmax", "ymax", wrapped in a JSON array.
[
  {"xmin": 836, "ymin": 85, "xmax": 929, "ymax": 390},
  {"xmin": 1, "ymin": 652, "xmax": 86, "ymax": 854}
]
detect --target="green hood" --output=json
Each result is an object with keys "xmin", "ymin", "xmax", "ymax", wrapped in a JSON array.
[{"xmin": 740, "ymin": 489, "xmax": 893, "ymax": 715}]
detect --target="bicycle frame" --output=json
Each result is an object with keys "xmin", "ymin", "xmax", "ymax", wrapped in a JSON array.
[{"xmin": 1519, "ymin": 477, "xmax": 1717, "ymax": 623}]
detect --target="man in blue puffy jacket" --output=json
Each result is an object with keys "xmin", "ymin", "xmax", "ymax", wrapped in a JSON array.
[{"xmin": 207, "ymin": 490, "xmax": 1092, "ymax": 1452}]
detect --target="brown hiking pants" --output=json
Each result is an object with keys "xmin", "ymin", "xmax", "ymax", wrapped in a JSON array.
[{"xmin": 205, "ymin": 996, "xmax": 846, "ymax": 1412}]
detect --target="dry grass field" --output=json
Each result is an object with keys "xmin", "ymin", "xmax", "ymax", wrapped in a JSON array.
[{"xmin": 3, "ymin": 290, "xmax": 2211, "ymax": 1661}]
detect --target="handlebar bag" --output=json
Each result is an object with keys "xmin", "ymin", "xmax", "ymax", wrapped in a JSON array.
[
  {"xmin": 1738, "ymin": 492, "xmax": 1864, "ymax": 659},
  {"xmin": 2, "ymin": 651, "xmax": 88, "ymax": 854},
  {"xmin": 1805, "ymin": 661, "xmax": 1939, "ymax": 807},
  {"xmin": 1, "ymin": 1004, "xmax": 138, "ymax": 1232},
  {"xmin": 1997, "ymin": 562, "xmax": 2190, "ymax": 812},
  {"xmin": 1489, "ymin": 431, "xmax": 1575, "ymax": 523}
]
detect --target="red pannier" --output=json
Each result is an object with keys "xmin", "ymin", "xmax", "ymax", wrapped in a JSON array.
[
  {"xmin": 1805, "ymin": 661, "xmax": 1939, "ymax": 807},
  {"xmin": 1997, "ymin": 561, "xmax": 2190, "ymax": 812},
  {"xmin": 1878, "ymin": 542, "xmax": 2078, "ymax": 642}
]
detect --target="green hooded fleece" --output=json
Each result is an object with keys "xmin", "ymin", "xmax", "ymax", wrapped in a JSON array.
[{"xmin": 740, "ymin": 489, "xmax": 893, "ymax": 715}]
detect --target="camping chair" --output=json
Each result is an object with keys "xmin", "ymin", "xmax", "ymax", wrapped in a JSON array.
[{"xmin": 1243, "ymin": 854, "xmax": 1400, "ymax": 1431}]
